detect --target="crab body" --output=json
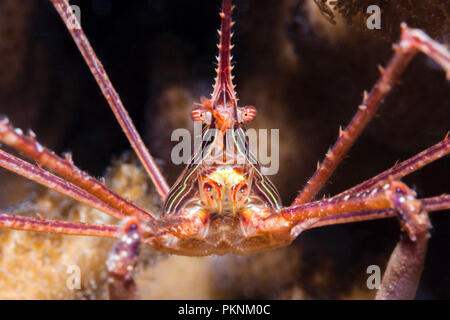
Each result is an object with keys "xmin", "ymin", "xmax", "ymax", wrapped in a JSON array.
[{"xmin": 159, "ymin": 124, "xmax": 285, "ymax": 256}]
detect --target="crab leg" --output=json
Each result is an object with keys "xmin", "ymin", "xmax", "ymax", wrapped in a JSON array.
[
  {"xmin": 256, "ymin": 182, "xmax": 448, "ymax": 241},
  {"xmin": 286, "ymin": 135, "xmax": 450, "ymax": 226},
  {"xmin": 292, "ymin": 25, "xmax": 450, "ymax": 206},
  {"xmin": 292, "ymin": 173, "xmax": 438, "ymax": 300},
  {"xmin": 307, "ymin": 136, "xmax": 450, "ymax": 228},
  {"xmin": 106, "ymin": 218, "xmax": 142, "ymax": 300},
  {"xmin": 422, "ymin": 194, "xmax": 450, "ymax": 212},
  {"xmin": 0, "ymin": 213, "xmax": 118, "ymax": 238},
  {"xmin": 305, "ymin": 194, "xmax": 449, "ymax": 229},
  {"xmin": 49, "ymin": 0, "xmax": 170, "ymax": 199},
  {"xmin": 0, "ymin": 149, "xmax": 127, "ymax": 220},
  {"xmin": 374, "ymin": 184, "xmax": 431, "ymax": 300},
  {"xmin": 338, "ymin": 136, "xmax": 450, "ymax": 196},
  {"xmin": 375, "ymin": 231, "xmax": 430, "ymax": 300},
  {"xmin": 0, "ymin": 118, "xmax": 154, "ymax": 221}
]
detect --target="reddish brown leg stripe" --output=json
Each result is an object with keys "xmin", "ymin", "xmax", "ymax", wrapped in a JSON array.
[
  {"xmin": 0, "ymin": 119, "xmax": 154, "ymax": 221},
  {"xmin": 292, "ymin": 26, "xmax": 450, "ymax": 206},
  {"xmin": 340, "ymin": 137, "xmax": 449, "ymax": 196},
  {"xmin": 374, "ymin": 178, "xmax": 433, "ymax": 299},
  {"xmin": 422, "ymin": 194, "xmax": 450, "ymax": 212},
  {"xmin": 282, "ymin": 186, "xmax": 394, "ymax": 222},
  {"xmin": 107, "ymin": 218, "xmax": 141, "ymax": 299},
  {"xmin": 0, "ymin": 149, "xmax": 126, "ymax": 220},
  {"xmin": 279, "ymin": 180, "xmax": 449, "ymax": 231},
  {"xmin": 305, "ymin": 194, "xmax": 449, "ymax": 230},
  {"xmin": 286, "ymin": 138, "xmax": 450, "ymax": 229},
  {"xmin": 49, "ymin": 0, "xmax": 170, "ymax": 200},
  {"xmin": 0, "ymin": 213, "xmax": 118, "ymax": 238}
]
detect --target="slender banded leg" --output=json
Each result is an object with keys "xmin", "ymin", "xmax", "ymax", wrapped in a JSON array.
[
  {"xmin": 338, "ymin": 135, "xmax": 450, "ymax": 196},
  {"xmin": 1, "ymin": 212, "xmax": 140, "ymax": 300},
  {"xmin": 0, "ymin": 209, "xmax": 180, "ymax": 247},
  {"xmin": 422, "ymin": 194, "xmax": 450, "ymax": 212},
  {"xmin": 303, "ymin": 193, "xmax": 445, "ymax": 300},
  {"xmin": 265, "ymin": 140, "xmax": 447, "ymax": 300},
  {"xmin": 254, "ymin": 183, "xmax": 439, "ymax": 299},
  {"xmin": 374, "ymin": 184, "xmax": 431, "ymax": 300},
  {"xmin": 0, "ymin": 149, "xmax": 127, "ymax": 220},
  {"xmin": 273, "ymin": 181, "xmax": 448, "ymax": 234},
  {"xmin": 106, "ymin": 218, "xmax": 142, "ymax": 300},
  {"xmin": 249, "ymin": 180, "xmax": 449, "ymax": 238},
  {"xmin": 0, "ymin": 118, "xmax": 154, "ymax": 221},
  {"xmin": 49, "ymin": 0, "xmax": 169, "ymax": 199},
  {"xmin": 305, "ymin": 136, "xmax": 450, "ymax": 227},
  {"xmin": 0, "ymin": 213, "xmax": 118, "ymax": 238},
  {"xmin": 305, "ymin": 194, "xmax": 449, "ymax": 229},
  {"xmin": 272, "ymin": 136, "xmax": 449, "ymax": 233},
  {"xmin": 245, "ymin": 133, "xmax": 450, "ymax": 233},
  {"xmin": 292, "ymin": 25, "xmax": 450, "ymax": 206}
]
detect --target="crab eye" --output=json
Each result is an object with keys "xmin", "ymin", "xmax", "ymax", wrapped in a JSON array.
[
  {"xmin": 232, "ymin": 182, "xmax": 248, "ymax": 203},
  {"xmin": 191, "ymin": 107, "xmax": 206, "ymax": 122},
  {"xmin": 191, "ymin": 107, "xmax": 212, "ymax": 124},
  {"xmin": 203, "ymin": 182, "xmax": 213, "ymax": 193},
  {"xmin": 241, "ymin": 106, "xmax": 257, "ymax": 123}
]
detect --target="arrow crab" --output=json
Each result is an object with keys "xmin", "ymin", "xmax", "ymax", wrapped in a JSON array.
[{"xmin": 0, "ymin": 0, "xmax": 449, "ymax": 299}]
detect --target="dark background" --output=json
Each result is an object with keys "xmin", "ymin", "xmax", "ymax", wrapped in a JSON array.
[{"xmin": 0, "ymin": 0, "xmax": 449, "ymax": 299}]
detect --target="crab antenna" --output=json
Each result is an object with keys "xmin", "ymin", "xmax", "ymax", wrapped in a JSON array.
[{"xmin": 211, "ymin": 0, "xmax": 237, "ymax": 105}]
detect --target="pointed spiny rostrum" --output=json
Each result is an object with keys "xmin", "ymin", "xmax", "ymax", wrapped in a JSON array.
[{"xmin": 211, "ymin": 0, "xmax": 237, "ymax": 106}]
